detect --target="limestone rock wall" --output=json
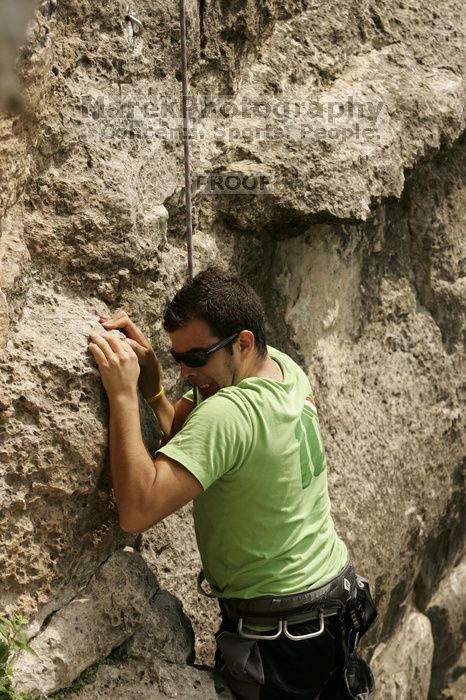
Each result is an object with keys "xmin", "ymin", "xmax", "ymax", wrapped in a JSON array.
[{"xmin": 0, "ymin": 1, "xmax": 465, "ymax": 698}]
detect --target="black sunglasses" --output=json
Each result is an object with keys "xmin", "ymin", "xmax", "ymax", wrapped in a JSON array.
[{"xmin": 170, "ymin": 332, "xmax": 240, "ymax": 368}]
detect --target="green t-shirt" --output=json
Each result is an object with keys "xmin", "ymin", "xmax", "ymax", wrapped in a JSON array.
[{"xmin": 158, "ymin": 346, "xmax": 347, "ymax": 599}]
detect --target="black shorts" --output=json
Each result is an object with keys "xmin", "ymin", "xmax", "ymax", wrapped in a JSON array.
[{"xmin": 215, "ymin": 611, "xmax": 342, "ymax": 700}]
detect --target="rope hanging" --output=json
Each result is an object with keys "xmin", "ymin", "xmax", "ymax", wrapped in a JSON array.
[
  {"xmin": 179, "ymin": 0, "xmax": 194, "ymax": 282},
  {"xmin": 179, "ymin": 2, "xmax": 199, "ymax": 404}
]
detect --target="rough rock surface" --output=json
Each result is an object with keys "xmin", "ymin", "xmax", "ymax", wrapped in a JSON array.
[
  {"xmin": 12, "ymin": 547, "xmax": 231, "ymax": 699},
  {"xmin": 441, "ymin": 645, "xmax": 466, "ymax": 700},
  {"xmin": 371, "ymin": 608, "xmax": 434, "ymax": 699},
  {"xmin": 426, "ymin": 557, "xmax": 466, "ymax": 699},
  {"xmin": 0, "ymin": 1, "xmax": 465, "ymax": 698},
  {"xmin": 12, "ymin": 548, "xmax": 194, "ymax": 696},
  {"xmin": 0, "ymin": 0, "xmax": 37, "ymax": 111},
  {"xmin": 61, "ymin": 660, "xmax": 234, "ymax": 700}
]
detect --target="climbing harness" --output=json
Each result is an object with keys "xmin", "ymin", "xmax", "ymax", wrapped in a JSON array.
[
  {"xmin": 217, "ymin": 560, "xmax": 359, "ymax": 642},
  {"xmin": 319, "ymin": 576, "xmax": 377, "ymax": 699},
  {"xmin": 205, "ymin": 562, "xmax": 377, "ymax": 698}
]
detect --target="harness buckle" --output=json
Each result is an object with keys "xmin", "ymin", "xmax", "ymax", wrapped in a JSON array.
[
  {"xmin": 236, "ymin": 610, "xmax": 326, "ymax": 642},
  {"xmin": 283, "ymin": 610, "xmax": 325, "ymax": 641},
  {"xmin": 237, "ymin": 617, "xmax": 283, "ymax": 641}
]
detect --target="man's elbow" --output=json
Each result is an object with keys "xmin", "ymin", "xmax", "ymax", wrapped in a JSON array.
[
  {"xmin": 118, "ymin": 511, "xmax": 160, "ymax": 534},
  {"xmin": 119, "ymin": 519, "xmax": 145, "ymax": 534}
]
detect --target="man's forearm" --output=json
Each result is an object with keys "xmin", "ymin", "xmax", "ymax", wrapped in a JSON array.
[
  {"xmin": 108, "ymin": 392, "xmax": 156, "ymax": 529},
  {"xmin": 138, "ymin": 366, "xmax": 175, "ymax": 437},
  {"xmin": 148, "ymin": 394, "xmax": 175, "ymax": 438}
]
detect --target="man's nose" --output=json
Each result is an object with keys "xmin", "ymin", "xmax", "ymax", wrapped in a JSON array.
[{"xmin": 180, "ymin": 362, "xmax": 196, "ymax": 380}]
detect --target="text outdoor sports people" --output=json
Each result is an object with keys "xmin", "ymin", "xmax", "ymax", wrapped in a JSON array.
[{"xmin": 88, "ymin": 268, "xmax": 376, "ymax": 700}]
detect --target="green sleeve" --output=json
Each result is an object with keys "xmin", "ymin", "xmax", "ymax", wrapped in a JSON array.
[
  {"xmin": 183, "ymin": 388, "xmax": 195, "ymax": 402},
  {"xmin": 157, "ymin": 392, "xmax": 253, "ymax": 490}
]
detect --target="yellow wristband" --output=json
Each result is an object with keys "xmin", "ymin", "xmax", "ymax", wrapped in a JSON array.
[{"xmin": 145, "ymin": 387, "xmax": 164, "ymax": 404}]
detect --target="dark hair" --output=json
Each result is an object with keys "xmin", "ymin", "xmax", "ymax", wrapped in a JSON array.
[{"xmin": 163, "ymin": 267, "xmax": 267, "ymax": 357}]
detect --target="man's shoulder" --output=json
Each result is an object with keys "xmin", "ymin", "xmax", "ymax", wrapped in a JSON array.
[
  {"xmin": 188, "ymin": 386, "xmax": 253, "ymax": 424},
  {"xmin": 267, "ymin": 345, "xmax": 310, "ymax": 385},
  {"xmin": 268, "ymin": 345, "xmax": 301, "ymax": 367}
]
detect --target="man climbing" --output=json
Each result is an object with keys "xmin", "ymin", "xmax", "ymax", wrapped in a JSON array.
[{"xmin": 88, "ymin": 267, "xmax": 375, "ymax": 700}]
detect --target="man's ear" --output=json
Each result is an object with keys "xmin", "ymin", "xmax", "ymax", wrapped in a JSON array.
[{"xmin": 238, "ymin": 330, "xmax": 255, "ymax": 354}]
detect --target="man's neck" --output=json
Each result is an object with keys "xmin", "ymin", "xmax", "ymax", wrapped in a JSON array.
[{"xmin": 243, "ymin": 353, "xmax": 283, "ymax": 383}]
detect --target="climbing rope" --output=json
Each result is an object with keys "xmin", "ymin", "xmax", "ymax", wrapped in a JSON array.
[
  {"xmin": 179, "ymin": 0, "xmax": 194, "ymax": 282},
  {"xmin": 124, "ymin": 5, "xmax": 193, "ymax": 281},
  {"xmin": 126, "ymin": 12, "xmax": 144, "ymax": 38},
  {"xmin": 179, "ymin": 1, "xmax": 198, "ymax": 403}
]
